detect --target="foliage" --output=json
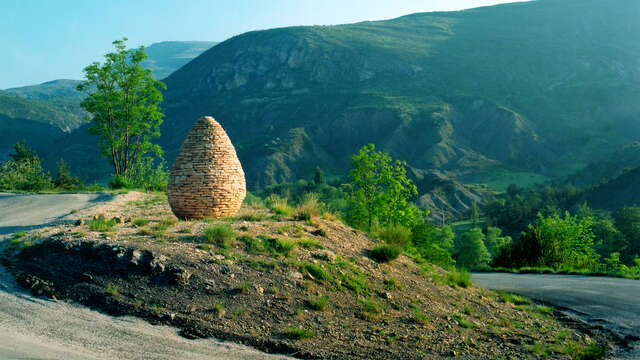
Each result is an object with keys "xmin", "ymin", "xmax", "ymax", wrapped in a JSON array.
[
  {"xmin": 485, "ymin": 227, "xmax": 512, "ymax": 260},
  {"xmin": 265, "ymin": 194, "xmax": 293, "ymax": 216},
  {"xmin": 410, "ymin": 222, "xmax": 456, "ymax": 268},
  {"xmin": 0, "ymin": 158, "xmax": 52, "ymax": 192},
  {"xmin": 347, "ymin": 144, "xmax": 420, "ymax": 230},
  {"xmin": 110, "ymin": 157, "xmax": 168, "ymax": 191},
  {"xmin": 377, "ymin": 224, "xmax": 411, "ymax": 247},
  {"xmin": 89, "ymin": 217, "xmax": 117, "ymax": 232},
  {"xmin": 53, "ymin": 159, "xmax": 81, "ymax": 190},
  {"xmin": 455, "ymin": 228, "xmax": 491, "ymax": 269},
  {"xmin": 447, "ymin": 269, "xmax": 471, "ymax": 288},
  {"xmin": 497, "ymin": 212, "xmax": 599, "ymax": 270},
  {"xmin": 614, "ymin": 207, "xmax": 640, "ymax": 263},
  {"xmin": 308, "ymin": 295, "xmax": 329, "ymax": 311},
  {"xmin": 77, "ymin": 37, "xmax": 166, "ymax": 180},
  {"xmin": 370, "ymin": 244, "xmax": 402, "ymax": 263},
  {"xmin": 295, "ymin": 192, "xmax": 321, "ymax": 221}
]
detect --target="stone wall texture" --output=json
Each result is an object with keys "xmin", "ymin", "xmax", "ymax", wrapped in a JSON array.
[{"xmin": 167, "ymin": 116, "xmax": 246, "ymax": 219}]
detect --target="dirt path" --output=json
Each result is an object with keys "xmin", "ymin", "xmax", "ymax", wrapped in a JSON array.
[{"xmin": 0, "ymin": 192, "xmax": 289, "ymax": 360}]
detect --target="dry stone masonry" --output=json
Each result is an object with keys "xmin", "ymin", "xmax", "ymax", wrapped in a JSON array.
[{"xmin": 168, "ymin": 116, "xmax": 246, "ymax": 219}]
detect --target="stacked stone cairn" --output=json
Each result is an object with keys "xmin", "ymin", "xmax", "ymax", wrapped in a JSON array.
[{"xmin": 168, "ymin": 116, "xmax": 246, "ymax": 219}]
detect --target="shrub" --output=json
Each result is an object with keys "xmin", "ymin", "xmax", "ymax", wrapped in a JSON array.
[
  {"xmin": 265, "ymin": 195, "xmax": 293, "ymax": 216},
  {"xmin": 359, "ymin": 298, "xmax": 383, "ymax": 321},
  {"xmin": 238, "ymin": 235, "xmax": 264, "ymax": 254},
  {"xmin": 203, "ymin": 225, "xmax": 235, "ymax": 247},
  {"xmin": 308, "ymin": 295, "xmax": 329, "ymax": 311},
  {"xmin": 282, "ymin": 326, "xmax": 315, "ymax": 340},
  {"xmin": 295, "ymin": 193, "xmax": 321, "ymax": 221},
  {"xmin": 212, "ymin": 302, "xmax": 225, "ymax": 318},
  {"xmin": 370, "ymin": 244, "xmax": 402, "ymax": 263},
  {"xmin": 414, "ymin": 309, "xmax": 429, "ymax": 325},
  {"xmin": 447, "ymin": 269, "xmax": 471, "ymax": 288},
  {"xmin": 378, "ymin": 224, "xmax": 411, "ymax": 247}
]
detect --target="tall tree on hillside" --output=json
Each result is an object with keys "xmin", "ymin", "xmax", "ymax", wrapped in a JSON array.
[
  {"xmin": 348, "ymin": 144, "xmax": 419, "ymax": 229},
  {"xmin": 77, "ymin": 38, "xmax": 166, "ymax": 178}
]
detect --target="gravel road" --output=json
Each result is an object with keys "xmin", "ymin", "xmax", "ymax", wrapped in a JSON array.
[
  {"xmin": 473, "ymin": 272, "xmax": 640, "ymax": 359},
  {"xmin": 0, "ymin": 193, "xmax": 290, "ymax": 360}
]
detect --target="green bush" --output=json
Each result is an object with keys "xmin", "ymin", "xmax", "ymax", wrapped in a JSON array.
[
  {"xmin": 308, "ymin": 295, "xmax": 329, "ymax": 311},
  {"xmin": 370, "ymin": 244, "xmax": 402, "ymax": 263},
  {"xmin": 203, "ymin": 225, "xmax": 235, "ymax": 247},
  {"xmin": 378, "ymin": 224, "xmax": 411, "ymax": 247},
  {"xmin": 282, "ymin": 326, "xmax": 315, "ymax": 340},
  {"xmin": 265, "ymin": 194, "xmax": 293, "ymax": 217}
]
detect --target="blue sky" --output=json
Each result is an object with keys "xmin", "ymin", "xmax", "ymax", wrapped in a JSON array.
[{"xmin": 1, "ymin": 0, "xmax": 528, "ymax": 89}]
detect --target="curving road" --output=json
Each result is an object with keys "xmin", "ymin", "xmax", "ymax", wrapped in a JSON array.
[
  {"xmin": 473, "ymin": 272, "xmax": 640, "ymax": 359},
  {"xmin": 0, "ymin": 193, "xmax": 289, "ymax": 360}
]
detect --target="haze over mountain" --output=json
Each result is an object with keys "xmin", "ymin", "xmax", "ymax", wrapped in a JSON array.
[{"xmin": 157, "ymin": 0, "xmax": 640, "ymax": 194}]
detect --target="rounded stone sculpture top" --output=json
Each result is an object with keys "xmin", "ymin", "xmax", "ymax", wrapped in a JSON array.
[{"xmin": 168, "ymin": 116, "xmax": 246, "ymax": 219}]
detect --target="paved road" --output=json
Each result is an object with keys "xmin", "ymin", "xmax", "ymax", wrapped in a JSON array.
[
  {"xmin": 0, "ymin": 193, "xmax": 289, "ymax": 360},
  {"xmin": 473, "ymin": 272, "xmax": 640, "ymax": 359}
]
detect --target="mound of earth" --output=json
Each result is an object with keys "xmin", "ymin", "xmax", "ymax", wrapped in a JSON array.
[{"xmin": 3, "ymin": 193, "xmax": 610, "ymax": 359}]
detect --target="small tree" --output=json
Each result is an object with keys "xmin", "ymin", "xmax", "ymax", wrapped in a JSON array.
[
  {"xmin": 455, "ymin": 228, "xmax": 491, "ymax": 269},
  {"xmin": 0, "ymin": 141, "xmax": 52, "ymax": 191},
  {"xmin": 77, "ymin": 38, "xmax": 166, "ymax": 180},
  {"xmin": 54, "ymin": 159, "xmax": 81, "ymax": 190},
  {"xmin": 348, "ymin": 144, "xmax": 419, "ymax": 230}
]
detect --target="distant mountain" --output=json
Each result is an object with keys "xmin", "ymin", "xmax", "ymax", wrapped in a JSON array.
[
  {"xmin": 565, "ymin": 142, "xmax": 640, "ymax": 189},
  {"xmin": 1, "ymin": 41, "xmax": 217, "ymax": 132},
  {"xmin": 142, "ymin": 41, "xmax": 218, "ymax": 80},
  {"xmin": 0, "ymin": 41, "xmax": 217, "ymax": 165},
  {"xmin": 155, "ymin": 0, "xmax": 640, "ymax": 199},
  {"xmin": 580, "ymin": 166, "xmax": 640, "ymax": 211}
]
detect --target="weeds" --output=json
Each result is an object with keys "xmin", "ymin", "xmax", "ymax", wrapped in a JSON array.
[
  {"xmin": 105, "ymin": 283, "xmax": 119, "ymax": 296},
  {"xmin": 89, "ymin": 217, "xmax": 116, "ymax": 232},
  {"xmin": 297, "ymin": 237, "xmax": 322, "ymax": 249},
  {"xmin": 203, "ymin": 224, "xmax": 235, "ymax": 248},
  {"xmin": 301, "ymin": 262, "xmax": 330, "ymax": 281},
  {"xmin": 453, "ymin": 313, "xmax": 474, "ymax": 328},
  {"xmin": 265, "ymin": 195, "xmax": 293, "ymax": 217},
  {"xmin": 308, "ymin": 295, "xmax": 329, "ymax": 311},
  {"xmin": 133, "ymin": 219, "xmax": 150, "ymax": 227},
  {"xmin": 497, "ymin": 291, "xmax": 531, "ymax": 305},
  {"xmin": 447, "ymin": 269, "xmax": 471, "ymax": 288},
  {"xmin": 378, "ymin": 224, "xmax": 411, "ymax": 247},
  {"xmin": 295, "ymin": 193, "xmax": 320, "ymax": 221},
  {"xmin": 282, "ymin": 326, "xmax": 315, "ymax": 340}
]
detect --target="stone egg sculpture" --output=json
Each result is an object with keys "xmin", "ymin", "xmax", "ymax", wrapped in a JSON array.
[{"xmin": 167, "ymin": 116, "xmax": 246, "ymax": 219}]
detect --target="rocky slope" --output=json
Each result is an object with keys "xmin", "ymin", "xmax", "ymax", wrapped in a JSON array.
[{"xmin": 2, "ymin": 192, "xmax": 611, "ymax": 359}]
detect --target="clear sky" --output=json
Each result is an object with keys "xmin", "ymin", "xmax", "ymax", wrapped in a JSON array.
[{"xmin": 0, "ymin": 0, "xmax": 529, "ymax": 89}]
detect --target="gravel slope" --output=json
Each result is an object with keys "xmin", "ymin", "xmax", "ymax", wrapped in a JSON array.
[{"xmin": 0, "ymin": 193, "xmax": 289, "ymax": 360}]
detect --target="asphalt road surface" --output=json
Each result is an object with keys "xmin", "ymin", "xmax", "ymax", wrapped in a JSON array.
[
  {"xmin": 473, "ymin": 272, "xmax": 640, "ymax": 359},
  {"xmin": 0, "ymin": 193, "xmax": 289, "ymax": 360}
]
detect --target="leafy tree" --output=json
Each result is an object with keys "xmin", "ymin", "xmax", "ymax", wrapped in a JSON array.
[
  {"xmin": 77, "ymin": 38, "xmax": 166, "ymax": 180},
  {"xmin": 0, "ymin": 141, "xmax": 52, "ymax": 191},
  {"xmin": 614, "ymin": 207, "xmax": 640, "ymax": 263},
  {"xmin": 455, "ymin": 228, "xmax": 491, "ymax": 269},
  {"xmin": 9, "ymin": 140, "xmax": 37, "ymax": 162},
  {"xmin": 347, "ymin": 144, "xmax": 419, "ymax": 229},
  {"xmin": 485, "ymin": 226, "xmax": 512, "ymax": 260},
  {"xmin": 411, "ymin": 222, "xmax": 456, "ymax": 267}
]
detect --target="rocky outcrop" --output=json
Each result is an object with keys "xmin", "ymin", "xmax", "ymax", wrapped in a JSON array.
[{"xmin": 168, "ymin": 116, "xmax": 246, "ymax": 219}]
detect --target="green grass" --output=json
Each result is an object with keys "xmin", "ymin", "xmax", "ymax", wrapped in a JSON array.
[
  {"xmin": 89, "ymin": 217, "xmax": 116, "ymax": 232},
  {"xmin": 359, "ymin": 298, "xmax": 383, "ymax": 321},
  {"xmin": 413, "ymin": 309, "xmax": 429, "ymax": 325},
  {"xmin": 105, "ymin": 283, "xmax": 119, "ymax": 296},
  {"xmin": 378, "ymin": 224, "xmax": 411, "ymax": 247},
  {"xmin": 452, "ymin": 313, "xmax": 474, "ymax": 328},
  {"xmin": 295, "ymin": 193, "xmax": 321, "ymax": 221},
  {"xmin": 236, "ymin": 209, "xmax": 268, "ymax": 221},
  {"xmin": 133, "ymin": 218, "xmax": 150, "ymax": 227},
  {"xmin": 297, "ymin": 237, "xmax": 322, "ymax": 249},
  {"xmin": 369, "ymin": 244, "xmax": 402, "ymax": 263},
  {"xmin": 203, "ymin": 225, "xmax": 235, "ymax": 248},
  {"xmin": 308, "ymin": 295, "xmax": 329, "ymax": 311},
  {"xmin": 281, "ymin": 326, "xmax": 315, "ymax": 340},
  {"xmin": 301, "ymin": 262, "xmax": 331, "ymax": 281},
  {"xmin": 447, "ymin": 269, "xmax": 471, "ymax": 288},
  {"xmin": 261, "ymin": 236, "xmax": 297, "ymax": 257},
  {"xmin": 496, "ymin": 291, "xmax": 531, "ymax": 305}
]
